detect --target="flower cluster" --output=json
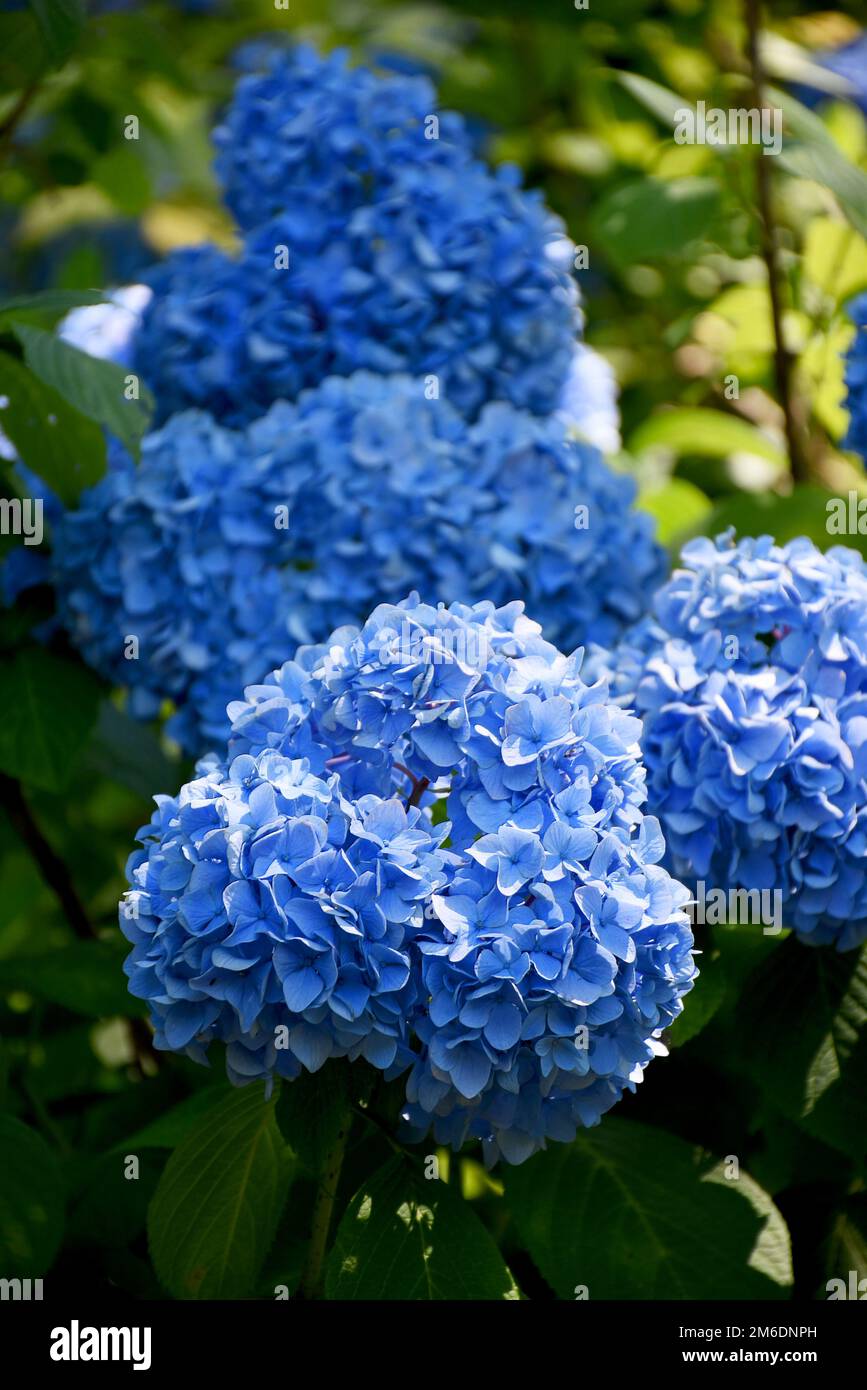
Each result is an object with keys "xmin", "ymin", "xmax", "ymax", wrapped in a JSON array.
[
  {"xmin": 607, "ymin": 533, "xmax": 867, "ymax": 950},
  {"xmin": 134, "ymin": 162, "xmax": 581, "ymax": 426},
  {"xmin": 55, "ymin": 372, "xmax": 663, "ymax": 750},
  {"xmin": 843, "ymin": 292, "xmax": 867, "ymax": 465},
  {"xmin": 212, "ymin": 43, "xmax": 470, "ymax": 232},
  {"xmin": 123, "ymin": 596, "xmax": 696, "ymax": 1163},
  {"xmin": 132, "ymin": 42, "xmax": 584, "ymax": 426}
]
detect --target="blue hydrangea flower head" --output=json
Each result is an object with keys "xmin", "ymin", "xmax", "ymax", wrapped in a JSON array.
[
  {"xmin": 122, "ymin": 743, "xmax": 452, "ymax": 1083},
  {"xmin": 50, "ymin": 410, "xmax": 303, "ymax": 751},
  {"xmin": 608, "ymin": 532, "xmax": 867, "ymax": 951},
  {"xmin": 134, "ymin": 156, "xmax": 581, "ymax": 425},
  {"xmin": 51, "ymin": 373, "xmax": 662, "ymax": 750},
  {"xmin": 213, "ymin": 43, "xmax": 472, "ymax": 231},
  {"xmin": 190, "ymin": 595, "xmax": 696, "ymax": 1163},
  {"xmin": 843, "ymin": 292, "xmax": 867, "ymax": 465}
]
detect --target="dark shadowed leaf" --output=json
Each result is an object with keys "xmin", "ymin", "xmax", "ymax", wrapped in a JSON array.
[
  {"xmin": 504, "ymin": 1118, "xmax": 792, "ymax": 1299},
  {"xmin": 0, "ymin": 648, "xmax": 102, "ymax": 791},
  {"xmin": 736, "ymin": 939, "xmax": 867, "ymax": 1160},
  {"xmin": 148, "ymin": 1083, "xmax": 293, "ymax": 1299},
  {"xmin": 0, "ymin": 1115, "xmax": 64, "ymax": 1277},
  {"xmin": 0, "ymin": 938, "xmax": 134, "ymax": 1017},
  {"xmin": 27, "ymin": 0, "xmax": 84, "ymax": 66},
  {"xmin": 326, "ymin": 1153, "xmax": 519, "ymax": 1300}
]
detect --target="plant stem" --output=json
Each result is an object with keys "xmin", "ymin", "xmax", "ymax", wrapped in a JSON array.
[
  {"xmin": 0, "ymin": 78, "xmax": 41, "ymax": 158},
  {"xmin": 300, "ymin": 1110, "xmax": 351, "ymax": 1299},
  {"xmin": 743, "ymin": 0, "xmax": 808, "ymax": 483},
  {"xmin": 0, "ymin": 771, "xmax": 158, "ymax": 1069},
  {"xmin": 0, "ymin": 773, "xmax": 92, "ymax": 941}
]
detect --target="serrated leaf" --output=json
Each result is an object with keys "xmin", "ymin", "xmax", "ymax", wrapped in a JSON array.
[
  {"xmin": 0, "ymin": 1115, "xmax": 64, "ymax": 1277},
  {"xmin": 504, "ymin": 1118, "xmax": 792, "ymax": 1300},
  {"xmin": 326, "ymin": 1154, "xmax": 519, "ymax": 1300},
  {"xmin": 0, "ymin": 648, "xmax": 101, "ymax": 791},
  {"xmin": 736, "ymin": 938, "xmax": 867, "ymax": 1159},
  {"xmin": 0, "ymin": 939, "xmax": 134, "ymax": 1017},
  {"xmin": 0, "ymin": 352, "xmax": 106, "ymax": 505},
  {"xmin": 27, "ymin": 0, "xmax": 84, "ymax": 67},
  {"xmin": 9, "ymin": 322, "xmax": 152, "ymax": 461},
  {"xmin": 148, "ymin": 1084, "xmax": 293, "ymax": 1300}
]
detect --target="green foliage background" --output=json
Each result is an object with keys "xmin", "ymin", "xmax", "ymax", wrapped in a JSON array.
[{"xmin": 0, "ymin": 0, "xmax": 866, "ymax": 1301}]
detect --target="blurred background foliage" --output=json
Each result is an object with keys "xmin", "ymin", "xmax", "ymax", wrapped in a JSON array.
[{"xmin": 1, "ymin": 0, "xmax": 866, "ymax": 1302}]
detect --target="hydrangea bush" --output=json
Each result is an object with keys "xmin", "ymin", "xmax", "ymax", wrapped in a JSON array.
[
  {"xmin": 52, "ymin": 372, "xmax": 663, "ymax": 751},
  {"xmin": 606, "ymin": 533, "xmax": 867, "ymax": 951},
  {"xmin": 122, "ymin": 597, "xmax": 696, "ymax": 1163}
]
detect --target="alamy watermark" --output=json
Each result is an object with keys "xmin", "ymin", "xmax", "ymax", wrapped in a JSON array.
[
  {"xmin": 373, "ymin": 621, "xmax": 488, "ymax": 669},
  {"xmin": 690, "ymin": 880, "xmax": 782, "ymax": 934},
  {"xmin": 674, "ymin": 101, "xmax": 782, "ymax": 157},
  {"xmin": 0, "ymin": 496, "xmax": 43, "ymax": 546}
]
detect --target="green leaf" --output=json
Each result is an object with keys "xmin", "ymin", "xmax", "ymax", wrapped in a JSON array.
[
  {"xmin": 590, "ymin": 177, "xmax": 721, "ymax": 266},
  {"xmin": 68, "ymin": 1150, "xmax": 162, "ymax": 1250},
  {"xmin": 802, "ymin": 218, "xmax": 867, "ymax": 306},
  {"xmin": 0, "ymin": 648, "xmax": 102, "ymax": 791},
  {"xmin": 276, "ymin": 1058, "xmax": 354, "ymax": 1176},
  {"xmin": 0, "ymin": 289, "xmax": 104, "ymax": 324},
  {"xmin": 92, "ymin": 146, "xmax": 152, "ymax": 218},
  {"xmin": 636, "ymin": 477, "xmax": 713, "ymax": 546},
  {"xmin": 628, "ymin": 408, "xmax": 786, "ymax": 468},
  {"xmin": 148, "ymin": 1083, "xmax": 293, "ymax": 1300},
  {"xmin": 117, "ymin": 1086, "xmax": 230, "ymax": 1152},
  {"xmin": 9, "ymin": 323, "xmax": 153, "ymax": 461},
  {"xmin": 0, "ymin": 1115, "xmax": 64, "ymax": 1277},
  {"xmin": 326, "ymin": 1153, "xmax": 519, "ymax": 1300},
  {"xmin": 666, "ymin": 951, "xmax": 727, "ymax": 1046},
  {"xmin": 736, "ymin": 939, "xmax": 867, "ymax": 1160},
  {"xmin": 706, "ymin": 487, "xmax": 867, "ymax": 560},
  {"xmin": 84, "ymin": 700, "xmax": 178, "ymax": 802},
  {"xmin": 27, "ymin": 0, "xmax": 84, "ymax": 67},
  {"xmin": 505, "ymin": 1118, "xmax": 792, "ymax": 1299},
  {"xmin": 825, "ymin": 1197, "xmax": 867, "ymax": 1292},
  {"xmin": 0, "ymin": 939, "xmax": 135, "ymax": 1017},
  {"xmin": 616, "ymin": 71, "xmax": 690, "ymax": 132},
  {"xmin": 0, "ymin": 11, "xmax": 50, "ymax": 88},
  {"xmin": 0, "ymin": 352, "xmax": 106, "ymax": 505},
  {"xmin": 772, "ymin": 88, "xmax": 867, "ymax": 241}
]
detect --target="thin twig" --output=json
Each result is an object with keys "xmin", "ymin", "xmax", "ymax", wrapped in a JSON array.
[
  {"xmin": 0, "ymin": 771, "xmax": 158, "ymax": 1068},
  {"xmin": 743, "ymin": 0, "xmax": 808, "ymax": 482},
  {"xmin": 0, "ymin": 773, "xmax": 92, "ymax": 940},
  {"xmin": 0, "ymin": 78, "xmax": 41, "ymax": 156},
  {"xmin": 395, "ymin": 762, "xmax": 430, "ymax": 809}
]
